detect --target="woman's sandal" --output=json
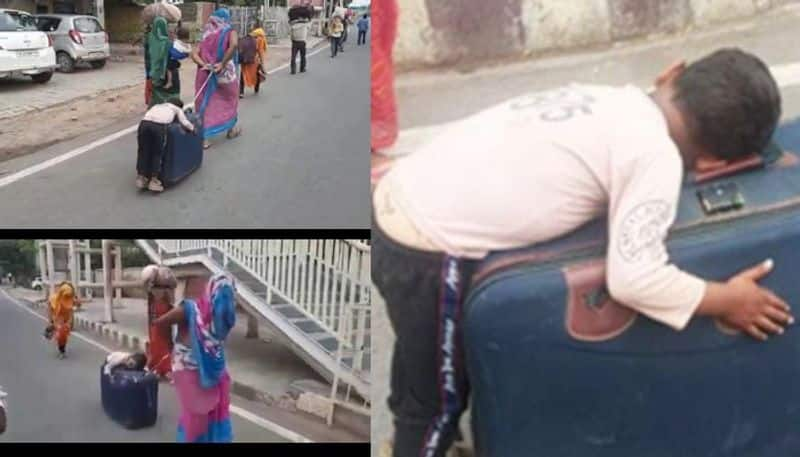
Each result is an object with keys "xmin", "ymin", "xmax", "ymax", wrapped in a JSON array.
[
  {"xmin": 226, "ymin": 127, "xmax": 242, "ymax": 140},
  {"xmin": 203, "ymin": 140, "xmax": 211, "ymax": 150}
]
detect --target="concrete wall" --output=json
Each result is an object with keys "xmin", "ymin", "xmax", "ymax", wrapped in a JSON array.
[{"xmin": 395, "ymin": 0, "xmax": 800, "ymax": 69}]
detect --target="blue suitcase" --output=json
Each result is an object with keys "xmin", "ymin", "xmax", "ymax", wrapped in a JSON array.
[
  {"xmin": 464, "ymin": 119, "xmax": 800, "ymax": 457},
  {"xmin": 100, "ymin": 363, "xmax": 159, "ymax": 429},
  {"xmin": 161, "ymin": 111, "xmax": 203, "ymax": 187}
]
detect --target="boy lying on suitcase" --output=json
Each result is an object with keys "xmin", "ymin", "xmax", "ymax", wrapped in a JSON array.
[
  {"xmin": 371, "ymin": 48, "xmax": 792, "ymax": 457},
  {"xmin": 104, "ymin": 352, "xmax": 148, "ymax": 375},
  {"xmin": 136, "ymin": 97, "xmax": 196, "ymax": 193}
]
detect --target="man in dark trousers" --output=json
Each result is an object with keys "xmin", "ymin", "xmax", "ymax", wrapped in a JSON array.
[{"xmin": 288, "ymin": 1, "xmax": 313, "ymax": 74}]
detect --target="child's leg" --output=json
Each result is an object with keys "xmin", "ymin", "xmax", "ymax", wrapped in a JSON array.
[
  {"xmin": 164, "ymin": 70, "xmax": 173, "ymax": 90},
  {"xmin": 136, "ymin": 122, "xmax": 152, "ymax": 178},
  {"xmin": 372, "ymin": 225, "xmax": 473, "ymax": 457}
]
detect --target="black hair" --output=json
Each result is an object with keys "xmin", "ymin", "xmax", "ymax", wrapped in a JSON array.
[
  {"xmin": 128, "ymin": 352, "xmax": 148, "ymax": 371},
  {"xmin": 672, "ymin": 48, "xmax": 781, "ymax": 161},
  {"xmin": 167, "ymin": 97, "xmax": 184, "ymax": 109},
  {"xmin": 176, "ymin": 27, "xmax": 190, "ymax": 40}
]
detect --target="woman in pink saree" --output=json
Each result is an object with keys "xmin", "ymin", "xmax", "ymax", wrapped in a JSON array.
[
  {"xmin": 191, "ymin": 8, "xmax": 242, "ymax": 149},
  {"xmin": 154, "ymin": 273, "xmax": 236, "ymax": 442}
]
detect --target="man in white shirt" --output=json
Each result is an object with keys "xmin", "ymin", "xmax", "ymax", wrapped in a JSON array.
[{"xmin": 372, "ymin": 48, "xmax": 789, "ymax": 457}]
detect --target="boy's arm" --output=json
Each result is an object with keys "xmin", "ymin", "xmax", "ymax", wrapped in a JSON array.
[
  {"xmin": 605, "ymin": 145, "xmax": 792, "ymax": 338},
  {"xmin": 170, "ymin": 105, "xmax": 195, "ymax": 132}
]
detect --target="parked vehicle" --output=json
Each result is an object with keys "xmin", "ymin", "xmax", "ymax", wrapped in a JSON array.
[
  {"xmin": 30, "ymin": 276, "xmax": 43, "ymax": 290},
  {"xmin": 0, "ymin": 9, "xmax": 56, "ymax": 83},
  {"xmin": 34, "ymin": 14, "xmax": 109, "ymax": 73}
]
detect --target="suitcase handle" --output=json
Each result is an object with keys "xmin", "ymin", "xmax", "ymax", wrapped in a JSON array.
[{"xmin": 692, "ymin": 142, "xmax": 783, "ymax": 184}]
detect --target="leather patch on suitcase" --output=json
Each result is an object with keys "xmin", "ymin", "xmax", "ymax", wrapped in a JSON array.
[{"xmin": 563, "ymin": 260, "xmax": 637, "ymax": 342}]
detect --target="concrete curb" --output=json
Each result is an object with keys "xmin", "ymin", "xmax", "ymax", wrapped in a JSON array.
[{"xmin": 395, "ymin": 0, "xmax": 800, "ymax": 69}]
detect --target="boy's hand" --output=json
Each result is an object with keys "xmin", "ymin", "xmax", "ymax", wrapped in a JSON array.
[{"xmin": 718, "ymin": 260, "xmax": 793, "ymax": 340}]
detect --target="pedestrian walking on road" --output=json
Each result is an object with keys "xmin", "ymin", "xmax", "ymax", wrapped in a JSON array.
[
  {"xmin": 143, "ymin": 265, "xmax": 177, "ymax": 378},
  {"xmin": 289, "ymin": 2, "xmax": 312, "ymax": 74},
  {"xmin": 192, "ymin": 8, "xmax": 242, "ymax": 150},
  {"xmin": 239, "ymin": 20, "xmax": 267, "ymax": 98},
  {"xmin": 329, "ymin": 16, "xmax": 344, "ymax": 58},
  {"xmin": 136, "ymin": 98, "xmax": 195, "ymax": 193},
  {"xmin": 153, "ymin": 273, "xmax": 237, "ymax": 443},
  {"xmin": 45, "ymin": 282, "xmax": 80, "ymax": 359},
  {"xmin": 146, "ymin": 17, "xmax": 180, "ymax": 107},
  {"xmin": 357, "ymin": 14, "xmax": 369, "ymax": 45}
]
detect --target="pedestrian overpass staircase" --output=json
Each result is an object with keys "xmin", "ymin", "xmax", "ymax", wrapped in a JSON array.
[{"xmin": 135, "ymin": 240, "xmax": 371, "ymax": 407}]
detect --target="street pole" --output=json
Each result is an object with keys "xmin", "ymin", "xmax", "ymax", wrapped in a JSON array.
[
  {"xmin": 113, "ymin": 246, "xmax": 122, "ymax": 300},
  {"xmin": 68, "ymin": 240, "xmax": 78, "ymax": 294},
  {"xmin": 37, "ymin": 241, "xmax": 47, "ymax": 300},
  {"xmin": 102, "ymin": 239, "xmax": 114, "ymax": 323},
  {"xmin": 46, "ymin": 240, "xmax": 56, "ymax": 297},
  {"xmin": 83, "ymin": 240, "xmax": 92, "ymax": 299}
]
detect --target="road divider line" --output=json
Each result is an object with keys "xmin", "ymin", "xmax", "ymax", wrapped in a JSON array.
[
  {"xmin": 0, "ymin": 43, "xmax": 332, "ymax": 190},
  {"xmin": 0, "ymin": 289, "xmax": 314, "ymax": 443}
]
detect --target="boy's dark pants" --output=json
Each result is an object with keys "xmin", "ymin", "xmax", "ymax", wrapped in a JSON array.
[
  {"xmin": 358, "ymin": 30, "xmax": 367, "ymax": 45},
  {"xmin": 291, "ymin": 40, "xmax": 307, "ymax": 73},
  {"xmin": 372, "ymin": 223, "xmax": 476, "ymax": 457},
  {"xmin": 136, "ymin": 120, "xmax": 167, "ymax": 179}
]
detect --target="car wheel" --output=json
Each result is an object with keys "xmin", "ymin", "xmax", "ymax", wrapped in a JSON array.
[
  {"xmin": 33, "ymin": 285, "xmax": 42, "ymax": 290},
  {"xmin": 30, "ymin": 72, "xmax": 53, "ymax": 84},
  {"xmin": 57, "ymin": 52, "xmax": 75, "ymax": 73},
  {"xmin": 90, "ymin": 59, "xmax": 106, "ymax": 69}
]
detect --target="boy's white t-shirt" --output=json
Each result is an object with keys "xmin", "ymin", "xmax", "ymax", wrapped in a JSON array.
[{"xmin": 384, "ymin": 84, "xmax": 706, "ymax": 330}]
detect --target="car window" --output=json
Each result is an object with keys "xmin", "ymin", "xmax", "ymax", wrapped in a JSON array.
[
  {"xmin": 74, "ymin": 17, "xmax": 102, "ymax": 33},
  {"xmin": 35, "ymin": 17, "xmax": 61, "ymax": 32},
  {"xmin": 0, "ymin": 12, "xmax": 39, "ymax": 31}
]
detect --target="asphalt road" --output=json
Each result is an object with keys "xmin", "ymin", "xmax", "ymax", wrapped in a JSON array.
[
  {"xmin": 395, "ymin": 3, "xmax": 800, "ymax": 131},
  {"xmin": 0, "ymin": 290, "xmax": 287, "ymax": 442},
  {"xmin": 0, "ymin": 37, "xmax": 369, "ymax": 228}
]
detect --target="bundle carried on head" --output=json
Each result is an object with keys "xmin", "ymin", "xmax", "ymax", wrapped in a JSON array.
[
  {"xmin": 289, "ymin": 3, "xmax": 313, "ymax": 21},
  {"xmin": 142, "ymin": 2, "xmax": 182, "ymax": 25},
  {"xmin": 141, "ymin": 265, "xmax": 177, "ymax": 289}
]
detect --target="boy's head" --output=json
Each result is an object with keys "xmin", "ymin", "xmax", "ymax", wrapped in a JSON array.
[
  {"xmin": 167, "ymin": 97, "xmax": 184, "ymax": 109},
  {"xmin": 177, "ymin": 27, "xmax": 190, "ymax": 41},
  {"xmin": 652, "ymin": 48, "xmax": 781, "ymax": 172},
  {"xmin": 124, "ymin": 352, "xmax": 148, "ymax": 371}
]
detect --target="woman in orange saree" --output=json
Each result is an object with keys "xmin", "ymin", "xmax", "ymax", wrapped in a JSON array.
[{"xmin": 47, "ymin": 282, "xmax": 79, "ymax": 358}]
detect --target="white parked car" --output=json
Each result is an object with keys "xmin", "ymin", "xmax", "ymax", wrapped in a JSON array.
[
  {"xmin": 30, "ymin": 276, "xmax": 43, "ymax": 290},
  {"xmin": 0, "ymin": 9, "xmax": 56, "ymax": 83}
]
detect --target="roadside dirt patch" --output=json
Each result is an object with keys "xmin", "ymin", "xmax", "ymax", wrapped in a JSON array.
[{"xmin": 0, "ymin": 84, "xmax": 145, "ymax": 162}]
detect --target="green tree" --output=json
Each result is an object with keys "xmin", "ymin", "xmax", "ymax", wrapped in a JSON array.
[{"xmin": 0, "ymin": 240, "xmax": 38, "ymax": 283}]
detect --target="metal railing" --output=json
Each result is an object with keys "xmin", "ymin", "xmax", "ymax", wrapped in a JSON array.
[{"xmin": 153, "ymin": 239, "xmax": 371, "ymax": 376}]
